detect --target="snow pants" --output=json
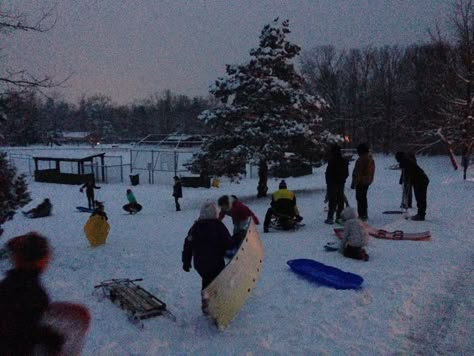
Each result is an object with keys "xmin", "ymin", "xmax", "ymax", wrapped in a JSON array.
[
  {"xmin": 413, "ymin": 181, "xmax": 428, "ymax": 218},
  {"xmin": 326, "ymin": 183, "xmax": 346, "ymax": 220},
  {"xmin": 355, "ymin": 184, "xmax": 370, "ymax": 219}
]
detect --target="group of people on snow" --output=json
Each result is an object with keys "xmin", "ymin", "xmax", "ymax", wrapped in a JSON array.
[
  {"xmin": 1, "ymin": 144, "xmax": 435, "ymax": 349},
  {"xmin": 182, "ymin": 142, "xmax": 433, "ymax": 290}
]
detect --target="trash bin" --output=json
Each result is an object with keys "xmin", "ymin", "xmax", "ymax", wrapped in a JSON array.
[{"xmin": 129, "ymin": 174, "xmax": 139, "ymax": 186}]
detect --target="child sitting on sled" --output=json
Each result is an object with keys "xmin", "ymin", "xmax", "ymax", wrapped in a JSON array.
[
  {"xmin": 339, "ymin": 207, "xmax": 369, "ymax": 261},
  {"xmin": 125, "ymin": 189, "xmax": 140, "ymax": 214}
]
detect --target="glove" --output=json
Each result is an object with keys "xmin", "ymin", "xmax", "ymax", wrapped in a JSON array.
[
  {"xmin": 183, "ymin": 265, "xmax": 191, "ymax": 272},
  {"xmin": 80, "ymin": 188, "xmax": 83, "ymax": 193}
]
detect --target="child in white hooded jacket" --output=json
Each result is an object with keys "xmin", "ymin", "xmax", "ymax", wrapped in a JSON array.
[{"xmin": 340, "ymin": 207, "xmax": 369, "ymax": 261}]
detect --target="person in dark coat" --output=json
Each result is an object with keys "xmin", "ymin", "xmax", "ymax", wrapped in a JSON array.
[
  {"xmin": 173, "ymin": 176, "xmax": 183, "ymax": 211},
  {"xmin": 395, "ymin": 152, "xmax": 430, "ymax": 221},
  {"xmin": 0, "ymin": 232, "xmax": 64, "ymax": 355},
  {"xmin": 399, "ymin": 152, "xmax": 416, "ymax": 209},
  {"xmin": 351, "ymin": 143, "xmax": 375, "ymax": 221},
  {"xmin": 80, "ymin": 180, "xmax": 101, "ymax": 209},
  {"xmin": 23, "ymin": 198, "xmax": 53, "ymax": 218},
  {"xmin": 324, "ymin": 145, "xmax": 349, "ymax": 225},
  {"xmin": 182, "ymin": 201, "xmax": 237, "ymax": 289},
  {"xmin": 461, "ymin": 142, "xmax": 472, "ymax": 180}
]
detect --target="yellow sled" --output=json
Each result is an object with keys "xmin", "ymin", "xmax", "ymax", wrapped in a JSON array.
[
  {"xmin": 201, "ymin": 219, "xmax": 264, "ymax": 329},
  {"xmin": 84, "ymin": 215, "xmax": 110, "ymax": 247}
]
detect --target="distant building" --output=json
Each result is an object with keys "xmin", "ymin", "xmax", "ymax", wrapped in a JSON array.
[{"xmin": 55, "ymin": 131, "xmax": 99, "ymax": 145}]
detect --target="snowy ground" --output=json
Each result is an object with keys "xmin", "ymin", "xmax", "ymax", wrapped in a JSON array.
[{"xmin": 1, "ymin": 149, "xmax": 473, "ymax": 355}]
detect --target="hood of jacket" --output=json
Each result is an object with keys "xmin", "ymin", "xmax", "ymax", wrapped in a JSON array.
[{"xmin": 199, "ymin": 201, "xmax": 219, "ymax": 220}]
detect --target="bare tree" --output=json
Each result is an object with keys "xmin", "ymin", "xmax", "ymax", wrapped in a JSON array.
[
  {"xmin": 426, "ymin": 0, "xmax": 474, "ymax": 152},
  {"xmin": 0, "ymin": 3, "xmax": 62, "ymax": 96}
]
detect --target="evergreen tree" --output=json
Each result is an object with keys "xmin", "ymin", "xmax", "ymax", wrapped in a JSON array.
[
  {"xmin": 190, "ymin": 18, "xmax": 338, "ymax": 197},
  {"xmin": 0, "ymin": 152, "xmax": 31, "ymax": 232}
]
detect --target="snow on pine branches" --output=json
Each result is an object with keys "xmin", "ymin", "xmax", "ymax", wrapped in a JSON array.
[
  {"xmin": 0, "ymin": 152, "xmax": 31, "ymax": 227},
  {"xmin": 190, "ymin": 18, "xmax": 340, "ymax": 180}
]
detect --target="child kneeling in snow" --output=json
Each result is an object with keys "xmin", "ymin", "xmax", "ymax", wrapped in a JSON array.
[{"xmin": 340, "ymin": 207, "xmax": 369, "ymax": 261}]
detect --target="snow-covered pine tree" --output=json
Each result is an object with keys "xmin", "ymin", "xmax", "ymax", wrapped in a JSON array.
[
  {"xmin": 189, "ymin": 18, "xmax": 339, "ymax": 197},
  {"xmin": 0, "ymin": 152, "xmax": 31, "ymax": 232}
]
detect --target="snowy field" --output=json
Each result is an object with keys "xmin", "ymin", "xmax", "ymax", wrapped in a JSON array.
[{"xmin": 1, "ymin": 148, "xmax": 473, "ymax": 355}]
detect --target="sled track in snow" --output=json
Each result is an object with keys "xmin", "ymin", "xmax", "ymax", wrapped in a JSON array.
[{"xmin": 403, "ymin": 253, "xmax": 474, "ymax": 355}]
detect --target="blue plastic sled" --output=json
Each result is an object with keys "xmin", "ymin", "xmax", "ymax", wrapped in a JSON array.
[
  {"xmin": 76, "ymin": 207, "xmax": 95, "ymax": 213},
  {"xmin": 287, "ymin": 259, "xmax": 363, "ymax": 290}
]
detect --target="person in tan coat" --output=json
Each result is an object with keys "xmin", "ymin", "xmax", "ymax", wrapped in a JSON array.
[{"xmin": 350, "ymin": 143, "xmax": 375, "ymax": 221}]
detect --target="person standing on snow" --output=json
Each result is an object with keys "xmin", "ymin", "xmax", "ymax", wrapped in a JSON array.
[
  {"xmin": 0, "ymin": 232, "xmax": 64, "ymax": 354},
  {"xmin": 351, "ymin": 143, "xmax": 375, "ymax": 221},
  {"xmin": 80, "ymin": 180, "xmax": 101, "ymax": 209},
  {"xmin": 461, "ymin": 142, "xmax": 472, "ymax": 180},
  {"xmin": 182, "ymin": 201, "xmax": 237, "ymax": 289},
  {"xmin": 395, "ymin": 152, "xmax": 429, "ymax": 221},
  {"xmin": 324, "ymin": 145, "xmax": 349, "ymax": 225},
  {"xmin": 172, "ymin": 176, "xmax": 183, "ymax": 211}
]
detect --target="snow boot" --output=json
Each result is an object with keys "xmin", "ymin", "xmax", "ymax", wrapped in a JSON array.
[
  {"xmin": 411, "ymin": 214, "xmax": 425, "ymax": 221},
  {"xmin": 324, "ymin": 218, "xmax": 334, "ymax": 225}
]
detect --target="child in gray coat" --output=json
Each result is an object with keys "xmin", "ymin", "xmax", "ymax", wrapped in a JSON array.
[{"xmin": 339, "ymin": 207, "xmax": 369, "ymax": 261}]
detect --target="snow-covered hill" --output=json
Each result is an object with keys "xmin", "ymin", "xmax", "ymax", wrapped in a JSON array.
[{"xmin": 1, "ymin": 150, "xmax": 473, "ymax": 355}]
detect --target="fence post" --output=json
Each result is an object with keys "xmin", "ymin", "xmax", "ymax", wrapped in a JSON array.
[
  {"xmin": 174, "ymin": 150, "xmax": 178, "ymax": 177},
  {"xmin": 120, "ymin": 156, "xmax": 123, "ymax": 183},
  {"xmin": 151, "ymin": 150, "xmax": 154, "ymax": 184}
]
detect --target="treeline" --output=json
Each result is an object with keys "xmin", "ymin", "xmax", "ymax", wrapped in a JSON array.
[
  {"xmin": 300, "ymin": 41, "xmax": 470, "ymax": 153},
  {"xmin": 0, "ymin": 90, "xmax": 211, "ymax": 145},
  {"xmin": 1, "ymin": 42, "xmax": 471, "ymax": 152}
]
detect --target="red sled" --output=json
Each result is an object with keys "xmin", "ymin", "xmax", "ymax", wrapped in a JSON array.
[
  {"xmin": 36, "ymin": 302, "xmax": 91, "ymax": 356},
  {"xmin": 334, "ymin": 225, "xmax": 431, "ymax": 241}
]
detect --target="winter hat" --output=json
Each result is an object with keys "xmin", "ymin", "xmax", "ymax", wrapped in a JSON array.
[
  {"xmin": 279, "ymin": 180, "xmax": 287, "ymax": 189},
  {"xmin": 341, "ymin": 207, "xmax": 358, "ymax": 221},
  {"xmin": 199, "ymin": 201, "xmax": 219, "ymax": 220},
  {"xmin": 126, "ymin": 189, "xmax": 132, "ymax": 193},
  {"xmin": 7, "ymin": 232, "xmax": 50, "ymax": 270},
  {"xmin": 356, "ymin": 143, "xmax": 370, "ymax": 154}
]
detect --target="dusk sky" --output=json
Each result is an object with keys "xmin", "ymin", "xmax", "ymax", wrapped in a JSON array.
[{"xmin": 5, "ymin": 0, "xmax": 450, "ymax": 104}]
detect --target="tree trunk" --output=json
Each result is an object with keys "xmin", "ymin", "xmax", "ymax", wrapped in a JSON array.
[{"xmin": 257, "ymin": 160, "xmax": 268, "ymax": 198}]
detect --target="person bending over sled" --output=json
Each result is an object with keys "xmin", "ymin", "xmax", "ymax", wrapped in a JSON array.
[
  {"xmin": 263, "ymin": 180, "xmax": 303, "ymax": 232},
  {"xmin": 339, "ymin": 207, "xmax": 369, "ymax": 261},
  {"xmin": 0, "ymin": 232, "xmax": 64, "ymax": 354},
  {"xmin": 182, "ymin": 201, "xmax": 237, "ymax": 289},
  {"xmin": 23, "ymin": 198, "xmax": 53, "ymax": 218},
  {"xmin": 395, "ymin": 152, "xmax": 429, "ymax": 221},
  {"xmin": 217, "ymin": 195, "xmax": 259, "ymax": 241}
]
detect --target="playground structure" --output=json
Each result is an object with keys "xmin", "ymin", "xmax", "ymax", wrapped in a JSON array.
[{"xmin": 33, "ymin": 153, "xmax": 106, "ymax": 184}]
